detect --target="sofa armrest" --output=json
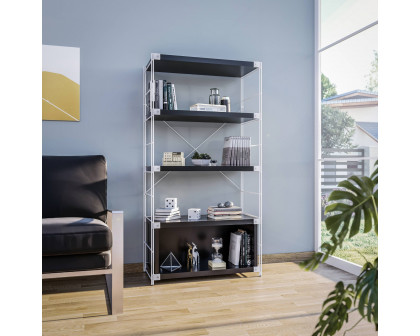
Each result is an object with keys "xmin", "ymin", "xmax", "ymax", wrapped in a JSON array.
[
  {"xmin": 106, "ymin": 210, "xmax": 124, "ymax": 314},
  {"xmin": 106, "ymin": 210, "xmax": 124, "ymax": 253}
]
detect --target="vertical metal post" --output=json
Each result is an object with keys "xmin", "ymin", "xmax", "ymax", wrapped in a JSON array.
[
  {"xmin": 150, "ymin": 56, "xmax": 155, "ymax": 286},
  {"xmin": 142, "ymin": 66, "xmax": 146, "ymax": 273},
  {"xmin": 258, "ymin": 64, "xmax": 263, "ymax": 276},
  {"xmin": 240, "ymin": 77, "xmax": 244, "ymax": 211},
  {"xmin": 314, "ymin": 0, "xmax": 322, "ymax": 253}
]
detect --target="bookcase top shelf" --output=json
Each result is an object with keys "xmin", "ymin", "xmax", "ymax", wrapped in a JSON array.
[
  {"xmin": 147, "ymin": 166, "xmax": 258, "ymax": 172},
  {"xmin": 147, "ymin": 54, "xmax": 259, "ymax": 77},
  {"xmin": 151, "ymin": 109, "xmax": 257, "ymax": 123}
]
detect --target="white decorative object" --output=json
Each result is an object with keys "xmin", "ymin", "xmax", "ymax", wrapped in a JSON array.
[
  {"xmin": 188, "ymin": 208, "xmax": 201, "ymax": 220},
  {"xmin": 191, "ymin": 159, "xmax": 211, "ymax": 166},
  {"xmin": 165, "ymin": 198, "xmax": 178, "ymax": 209}
]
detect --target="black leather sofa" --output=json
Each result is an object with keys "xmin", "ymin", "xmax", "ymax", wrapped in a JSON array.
[{"xmin": 42, "ymin": 155, "xmax": 123, "ymax": 314}]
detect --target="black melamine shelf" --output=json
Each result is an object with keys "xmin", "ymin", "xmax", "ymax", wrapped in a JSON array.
[
  {"xmin": 147, "ymin": 54, "xmax": 258, "ymax": 77},
  {"xmin": 151, "ymin": 109, "xmax": 256, "ymax": 123},
  {"xmin": 159, "ymin": 262, "xmax": 254, "ymax": 280},
  {"xmin": 148, "ymin": 215, "xmax": 256, "ymax": 228},
  {"xmin": 147, "ymin": 166, "xmax": 257, "ymax": 172}
]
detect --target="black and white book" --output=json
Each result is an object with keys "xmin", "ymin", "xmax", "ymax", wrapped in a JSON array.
[{"xmin": 163, "ymin": 80, "xmax": 168, "ymax": 109}]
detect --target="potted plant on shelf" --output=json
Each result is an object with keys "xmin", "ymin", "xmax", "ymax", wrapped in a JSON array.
[{"xmin": 191, "ymin": 151, "xmax": 211, "ymax": 166}]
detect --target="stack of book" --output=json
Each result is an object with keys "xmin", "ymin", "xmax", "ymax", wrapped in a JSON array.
[
  {"xmin": 221, "ymin": 136, "xmax": 251, "ymax": 166},
  {"xmin": 153, "ymin": 80, "xmax": 177, "ymax": 110},
  {"xmin": 162, "ymin": 152, "xmax": 185, "ymax": 166},
  {"xmin": 207, "ymin": 206, "xmax": 243, "ymax": 220},
  {"xmin": 190, "ymin": 103, "xmax": 226, "ymax": 112},
  {"xmin": 228, "ymin": 229, "xmax": 252, "ymax": 267},
  {"xmin": 154, "ymin": 207, "xmax": 180, "ymax": 221}
]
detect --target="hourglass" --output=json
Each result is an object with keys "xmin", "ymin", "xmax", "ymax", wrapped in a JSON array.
[{"xmin": 209, "ymin": 238, "xmax": 226, "ymax": 270}]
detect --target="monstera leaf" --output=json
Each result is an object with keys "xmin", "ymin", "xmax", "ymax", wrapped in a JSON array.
[
  {"xmin": 300, "ymin": 161, "xmax": 378, "ymax": 335},
  {"xmin": 355, "ymin": 258, "xmax": 378, "ymax": 328},
  {"xmin": 325, "ymin": 173, "xmax": 378, "ymax": 242},
  {"xmin": 313, "ymin": 282, "xmax": 355, "ymax": 336}
]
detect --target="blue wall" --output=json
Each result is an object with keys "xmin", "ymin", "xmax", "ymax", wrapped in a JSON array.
[{"xmin": 42, "ymin": 0, "xmax": 315, "ymax": 263}]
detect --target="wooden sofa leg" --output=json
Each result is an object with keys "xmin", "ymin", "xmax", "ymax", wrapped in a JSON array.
[{"xmin": 107, "ymin": 211, "xmax": 124, "ymax": 315}]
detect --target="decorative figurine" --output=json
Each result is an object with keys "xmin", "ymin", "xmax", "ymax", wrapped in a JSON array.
[
  {"xmin": 224, "ymin": 201, "xmax": 234, "ymax": 208},
  {"xmin": 165, "ymin": 198, "xmax": 178, "ymax": 209},
  {"xmin": 188, "ymin": 208, "xmax": 201, "ymax": 220},
  {"xmin": 187, "ymin": 242, "xmax": 200, "ymax": 270},
  {"xmin": 160, "ymin": 252, "xmax": 182, "ymax": 272},
  {"xmin": 209, "ymin": 238, "xmax": 226, "ymax": 270},
  {"xmin": 217, "ymin": 202, "xmax": 225, "ymax": 208}
]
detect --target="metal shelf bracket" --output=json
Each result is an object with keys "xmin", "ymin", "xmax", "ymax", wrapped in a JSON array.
[{"xmin": 153, "ymin": 222, "xmax": 161, "ymax": 229}]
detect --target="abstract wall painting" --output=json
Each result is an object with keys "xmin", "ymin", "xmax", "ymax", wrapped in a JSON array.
[{"xmin": 42, "ymin": 45, "xmax": 80, "ymax": 121}]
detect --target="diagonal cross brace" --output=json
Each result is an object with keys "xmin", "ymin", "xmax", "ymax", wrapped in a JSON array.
[{"xmin": 163, "ymin": 121, "xmax": 226, "ymax": 158}]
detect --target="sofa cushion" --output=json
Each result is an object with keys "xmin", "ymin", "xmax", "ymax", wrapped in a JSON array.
[
  {"xmin": 42, "ymin": 217, "xmax": 113, "ymax": 256},
  {"xmin": 42, "ymin": 155, "xmax": 107, "ymax": 222},
  {"xmin": 43, "ymin": 251, "xmax": 111, "ymax": 273}
]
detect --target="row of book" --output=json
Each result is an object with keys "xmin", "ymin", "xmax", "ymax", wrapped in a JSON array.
[
  {"xmin": 222, "ymin": 136, "xmax": 251, "ymax": 166},
  {"xmin": 207, "ymin": 205, "xmax": 243, "ymax": 220},
  {"xmin": 228, "ymin": 229, "xmax": 252, "ymax": 266},
  {"xmin": 153, "ymin": 80, "xmax": 177, "ymax": 110},
  {"xmin": 154, "ymin": 207, "xmax": 180, "ymax": 221}
]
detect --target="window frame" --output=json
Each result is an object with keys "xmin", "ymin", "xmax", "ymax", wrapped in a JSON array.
[{"xmin": 314, "ymin": 0, "xmax": 378, "ymax": 275}]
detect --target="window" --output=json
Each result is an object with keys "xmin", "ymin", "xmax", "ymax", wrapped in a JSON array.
[{"xmin": 316, "ymin": 0, "xmax": 378, "ymax": 270}]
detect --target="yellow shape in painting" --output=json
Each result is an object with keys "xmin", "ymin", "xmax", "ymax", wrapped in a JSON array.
[{"xmin": 42, "ymin": 71, "xmax": 80, "ymax": 121}]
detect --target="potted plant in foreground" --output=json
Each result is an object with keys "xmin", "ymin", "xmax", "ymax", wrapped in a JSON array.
[{"xmin": 301, "ymin": 161, "xmax": 378, "ymax": 336}]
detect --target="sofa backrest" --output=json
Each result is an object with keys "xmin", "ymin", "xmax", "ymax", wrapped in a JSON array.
[{"xmin": 43, "ymin": 155, "xmax": 107, "ymax": 222}]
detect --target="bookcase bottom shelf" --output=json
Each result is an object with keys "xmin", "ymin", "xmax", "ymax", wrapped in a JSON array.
[{"xmin": 159, "ymin": 261, "xmax": 255, "ymax": 280}]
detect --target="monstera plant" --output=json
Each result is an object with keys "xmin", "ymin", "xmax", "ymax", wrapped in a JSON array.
[{"xmin": 301, "ymin": 161, "xmax": 378, "ymax": 336}]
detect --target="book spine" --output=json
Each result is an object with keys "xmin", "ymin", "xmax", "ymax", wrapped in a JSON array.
[
  {"xmin": 159, "ymin": 80, "xmax": 164, "ymax": 109},
  {"xmin": 172, "ymin": 84, "xmax": 177, "ymax": 110},
  {"xmin": 167, "ymin": 82, "xmax": 173, "ymax": 110},
  {"xmin": 155, "ymin": 80, "xmax": 159, "ymax": 109},
  {"xmin": 245, "ymin": 232, "xmax": 251, "ymax": 266},
  {"xmin": 163, "ymin": 80, "xmax": 168, "ymax": 109}
]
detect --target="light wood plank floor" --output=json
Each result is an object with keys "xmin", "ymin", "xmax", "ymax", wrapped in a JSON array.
[{"xmin": 42, "ymin": 263, "xmax": 378, "ymax": 336}]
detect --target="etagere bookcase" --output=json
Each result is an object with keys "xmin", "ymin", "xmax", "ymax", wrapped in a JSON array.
[{"xmin": 143, "ymin": 53, "xmax": 262, "ymax": 285}]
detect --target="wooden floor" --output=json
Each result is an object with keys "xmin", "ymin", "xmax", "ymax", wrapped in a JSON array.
[{"xmin": 42, "ymin": 263, "xmax": 377, "ymax": 336}]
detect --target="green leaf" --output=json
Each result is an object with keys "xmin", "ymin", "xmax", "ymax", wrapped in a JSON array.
[
  {"xmin": 312, "ymin": 282, "xmax": 355, "ymax": 336},
  {"xmin": 355, "ymin": 258, "xmax": 378, "ymax": 325}
]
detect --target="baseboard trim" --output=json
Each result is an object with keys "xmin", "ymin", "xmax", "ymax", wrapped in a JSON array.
[
  {"xmin": 262, "ymin": 252, "xmax": 314, "ymax": 264},
  {"xmin": 123, "ymin": 252, "xmax": 315, "ymax": 274}
]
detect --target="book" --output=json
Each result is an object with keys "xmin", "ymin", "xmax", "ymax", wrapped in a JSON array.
[
  {"xmin": 208, "ymin": 260, "xmax": 226, "ymax": 270},
  {"xmin": 155, "ymin": 211, "xmax": 180, "ymax": 216},
  {"xmin": 163, "ymin": 80, "xmax": 168, "ymax": 109},
  {"xmin": 228, "ymin": 232, "xmax": 242, "ymax": 266},
  {"xmin": 167, "ymin": 82, "xmax": 173, "ymax": 110},
  {"xmin": 154, "ymin": 207, "xmax": 179, "ymax": 213},
  {"xmin": 190, "ymin": 103, "xmax": 226, "ymax": 112},
  {"xmin": 207, "ymin": 211, "xmax": 242, "ymax": 215},
  {"xmin": 154, "ymin": 215, "xmax": 181, "ymax": 222},
  {"xmin": 221, "ymin": 136, "xmax": 251, "ymax": 166},
  {"xmin": 208, "ymin": 214, "xmax": 243, "ymax": 220},
  {"xmin": 158, "ymin": 80, "xmax": 163, "ymax": 109},
  {"xmin": 171, "ymin": 84, "xmax": 177, "ymax": 110},
  {"xmin": 208, "ymin": 206, "xmax": 242, "ymax": 212}
]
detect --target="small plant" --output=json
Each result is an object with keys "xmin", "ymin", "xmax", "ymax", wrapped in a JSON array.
[{"xmin": 192, "ymin": 151, "xmax": 211, "ymax": 160}]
